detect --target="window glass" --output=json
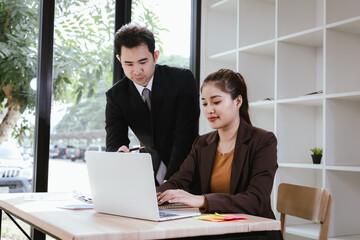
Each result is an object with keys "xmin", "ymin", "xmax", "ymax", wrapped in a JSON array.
[
  {"xmin": 48, "ymin": 0, "xmax": 114, "ymax": 195},
  {"xmin": 131, "ymin": 0, "xmax": 191, "ymax": 68},
  {"xmin": 0, "ymin": 0, "xmax": 39, "ymax": 237},
  {"xmin": 0, "ymin": 0, "xmax": 38, "ymax": 192},
  {"xmin": 128, "ymin": 0, "xmax": 192, "ymax": 148},
  {"xmin": 0, "ymin": 0, "xmax": 192, "ymax": 238}
]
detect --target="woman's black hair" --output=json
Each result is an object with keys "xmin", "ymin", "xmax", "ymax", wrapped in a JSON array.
[{"xmin": 201, "ymin": 68, "xmax": 252, "ymax": 125}]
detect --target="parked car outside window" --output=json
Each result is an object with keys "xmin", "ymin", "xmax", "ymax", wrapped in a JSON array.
[
  {"xmin": 83, "ymin": 145, "xmax": 105, "ymax": 162},
  {"xmin": 86, "ymin": 145, "xmax": 106, "ymax": 152},
  {"xmin": 49, "ymin": 144, "xmax": 66, "ymax": 159},
  {"xmin": 0, "ymin": 143, "xmax": 33, "ymax": 193},
  {"xmin": 65, "ymin": 146, "xmax": 85, "ymax": 161}
]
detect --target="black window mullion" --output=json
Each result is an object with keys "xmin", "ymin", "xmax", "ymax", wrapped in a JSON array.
[
  {"xmin": 33, "ymin": 0, "xmax": 55, "ymax": 193},
  {"xmin": 190, "ymin": 0, "xmax": 201, "ymax": 91},
  {"xmin": 113, "ymin": 0, "xmax": 132, "ymax": 85},
  {"xmin": 32, "ymin": 0, "xmax": 55, "ymax": 238}
]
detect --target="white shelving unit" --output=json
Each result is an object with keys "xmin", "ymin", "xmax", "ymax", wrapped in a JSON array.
[{"xmin": 200, "ymin": 0, "xmax": 360, "ymax": 239}]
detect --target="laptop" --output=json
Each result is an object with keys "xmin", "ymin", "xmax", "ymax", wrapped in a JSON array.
[{"xmin": 85, "ymin": 151, "xmax": 201, "ymax": 221}]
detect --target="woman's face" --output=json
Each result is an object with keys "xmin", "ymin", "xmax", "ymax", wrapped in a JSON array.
[{"xmin": 201, "ymin": 82, "xmax": 242, "ymax": 130}]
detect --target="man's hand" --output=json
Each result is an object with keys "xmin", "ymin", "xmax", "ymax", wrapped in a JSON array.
[
  {"xmin": 117, "ymin": 145, "xmax": 130, "ymax": 152},
  {"xmin": 157, "ymin": 189, "xmax": 205, "ymax": 208}
]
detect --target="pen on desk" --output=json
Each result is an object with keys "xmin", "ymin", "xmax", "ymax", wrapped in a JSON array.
[{"xmin": 129, "ymin": 146, "xmax": 145, "ymax": 152}]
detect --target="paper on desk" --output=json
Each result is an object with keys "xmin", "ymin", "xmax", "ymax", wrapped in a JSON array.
[
  {"xmin": 58, "ymin": 204, "xmax": 93, "ymax": 210},
  {"xmin": 24, "ymin": 193, "xmax": 70, "ymax": 201},
  {"xmin": 193, "ymin": 212, "xmax": 247, "ymax": 222}
]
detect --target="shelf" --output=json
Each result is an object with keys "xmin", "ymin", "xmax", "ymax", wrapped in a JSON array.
[
  {"xmin": 329, "ymin": 235, "xmax": 360, "ymax": 240},
  {"xmin": 238, "ymin": 0, "xmax": 275, "ymax": 47},
  {"xmin": 279, "ymin": 163, "xmax": 323, "ymax": 170},
  {"xmin": 326, "ymin": 99, "xmax": 360, "ymax": 166},
  {"xmin": 209, "ymin": 0, "xmax": 237, "ymax": 14},
  {"xmin": 239, "ymin": 40, "xmax": 275, "ymax": 56},
  {"xmin": 326, "ymin": 26, "xmax": 360, "ymax": 94},
  {"xmin": 206, "ymin": 1, "xmax": 237, "ymax": 56},
  {"xmin": 249, "ymin": 106, "xmax": 274, "ymax": 132},
  {"xmin": 326, "ymin": 166, "xmax": 360, "ymax": 172},
  {"xmin": 326, "ymin": 171, "xmax": 360, "ymax": 237},
  {"xmin": 278, "ymin": 27, "xmax": 323, "ymax": 47},
  {"xmin": 286, "ymin": 223, "xmax": 320, "ymax": 239},
  {"xmin": 204, "ymin": 59, "xmax": 237, "ymax": 78},
  {"xmin": 278, "ymin": 0, "xmax": 323, "ymax": 37},
  {"xmin": 326, "ymin": 0, "xmax": 360, "ymax": 24},
  {"xmin": 249, "ymin": 100, "xmax": 275, "ymax": 109},
  {"xmin": 238, "ymin": 51, "xmax": 274, "ymax": 102},
  {"xmin": 201, "ymin": 1, "xmax": 360, "ymax": 237},
  {"xmin": 327, "ymin": 16, "xmax": 360, "ymax": 35},
  {"xmin": 208, "ymin": 49, "xmax": 237, "ymax": 62},
  {"xmin": 277, "ymin": 40, "xmax": 323, "ymax": 99},
  {"xmin": 277, "ymin": 104, "xmax": 323, "ymax": 164},
  {"xmin": 326, "ymin": 91, "xmax": 360, "ymax": 101},
  {"xmin": 277, "ymin": 95, "xmax": 323, "ymax": 106},
  {"xmin": 276, "ymin": 168, "xmax": 323, "ymax": 193}
]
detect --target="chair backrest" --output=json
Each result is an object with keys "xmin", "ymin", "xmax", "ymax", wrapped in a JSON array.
[{"xmin": 277, "ymin": 183, "xmax": 332, "ymax": 240}]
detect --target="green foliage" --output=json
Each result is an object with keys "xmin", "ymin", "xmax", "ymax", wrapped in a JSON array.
[
  {"xmin": 54, "ymin": 83, "xmax": 107, "ymax": 134},
  {"xmin": 132, "ymin": 0, "xmax": 168, "ymax": 54},
  {"xmin": 310, "ymin": 147, "xmax": 323, "ymax": 155},
  {"xmin": 157, "ymin": 54, "xmax": 189, "ymax": 69},
  {"xmin": 53, "ymin": 0, "xmax": 172, "ymax": 135},
  {"xmin": 0, "ymin": 0, "xmax": 38, "ymax": 111},
  {"xmin": 52, "ymin": 0, "xmax": 115, "ymax": 104},
  {"xmin": 1, "ymin": 0, "xmax": 171, "ymax": 145},
  {"xmin": 11, "ymin": 112, "xmax": 34, "ymax": 145},
  {"xmin": 0, "ymin": 0, "xmax": 115, "ymax": 143}
]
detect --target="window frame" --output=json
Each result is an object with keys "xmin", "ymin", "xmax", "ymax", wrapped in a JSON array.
[{"xmin": 32, "ymin": 1, "xmax": 200, "ymax": 237}]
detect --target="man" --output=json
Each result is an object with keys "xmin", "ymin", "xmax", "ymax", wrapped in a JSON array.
[{"xmin": 105, "ymin": 23, "xmax": 200, "ymax": 185}]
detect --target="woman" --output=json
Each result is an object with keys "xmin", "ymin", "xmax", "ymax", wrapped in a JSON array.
[{"xmin": 157, "ymin": 69, "xmax": 279, "ymax": 224}]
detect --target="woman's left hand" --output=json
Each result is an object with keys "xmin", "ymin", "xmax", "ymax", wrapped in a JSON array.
[{"xmin": 157, "ymin": 189, "xmax": 205, "ymax": 208}]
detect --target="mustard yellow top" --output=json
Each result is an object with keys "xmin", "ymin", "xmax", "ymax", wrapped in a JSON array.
[{"xmin": 210, "ymin": 148, "xmax": 234, "ymax": 193}]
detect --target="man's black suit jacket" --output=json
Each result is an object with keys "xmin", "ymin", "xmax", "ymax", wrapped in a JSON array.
[{"xmin": 105, "ymin": 64, "xmax": 200, "ymax": 180}]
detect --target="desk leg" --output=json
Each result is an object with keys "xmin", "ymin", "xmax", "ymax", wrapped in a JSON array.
[
  {"xmin": 4, "ymin": 211, "xmax": 32, "ymax": 240},
  {"xmin": 31, "ymin": 227, "xmax": 46, "ymax": 240},
  {"xmin": 0, "ymin": 210, "xmax": 2, "ymax": 236},
  {"xmin": 0, "ymin": 210, "xmax": 46, "ymax": 240}
]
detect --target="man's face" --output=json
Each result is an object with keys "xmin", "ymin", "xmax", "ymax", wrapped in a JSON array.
[{"xmin": 117, "ymin": 44, "xmax": 159, "ymax": 87}]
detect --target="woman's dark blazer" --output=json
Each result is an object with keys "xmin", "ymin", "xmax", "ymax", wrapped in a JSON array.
[{"xmin": 157, "ymin": 120, "xmax": 278, "ymax": 219}]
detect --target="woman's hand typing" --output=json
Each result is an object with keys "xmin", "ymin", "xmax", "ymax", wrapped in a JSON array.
[{"xmin": 157, "ymin": 190, "xmax": 205, "ymax": 208}]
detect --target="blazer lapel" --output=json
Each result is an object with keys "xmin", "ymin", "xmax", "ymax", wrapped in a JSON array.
[
  {"xmin": 150, "ymin": 67, "xmax": 166, "ymax": 132},
  {"xmin": 230, "ymin": 121, "xmax": 251, "ymax": 194},
  {"xmin": 199, "ymin": 132, "xmax": 218, "ymax": 193},
  {"xmin": 151, "ymin": 65, "xmax": 169, "ymax": 124}
]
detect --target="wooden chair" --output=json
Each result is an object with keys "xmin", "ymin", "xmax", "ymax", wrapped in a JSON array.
[{"xmin": 277, "ymin": 183, "xmax": 333, "ymax": 240}]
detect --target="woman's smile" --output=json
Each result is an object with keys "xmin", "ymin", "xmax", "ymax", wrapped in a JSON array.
[{"xmin": 208, "ymin": 116, "xmax": 218, "ymax": 122}]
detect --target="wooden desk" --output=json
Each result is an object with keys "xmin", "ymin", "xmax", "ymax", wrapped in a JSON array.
[{"xmin": 0, "ymin": 193, "xmax": 280, "ymax": 239}]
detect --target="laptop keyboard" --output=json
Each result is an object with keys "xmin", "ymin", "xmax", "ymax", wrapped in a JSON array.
[{"xmin": 158, "ymin": 202, "xmax": 189, "ymax": 209}]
